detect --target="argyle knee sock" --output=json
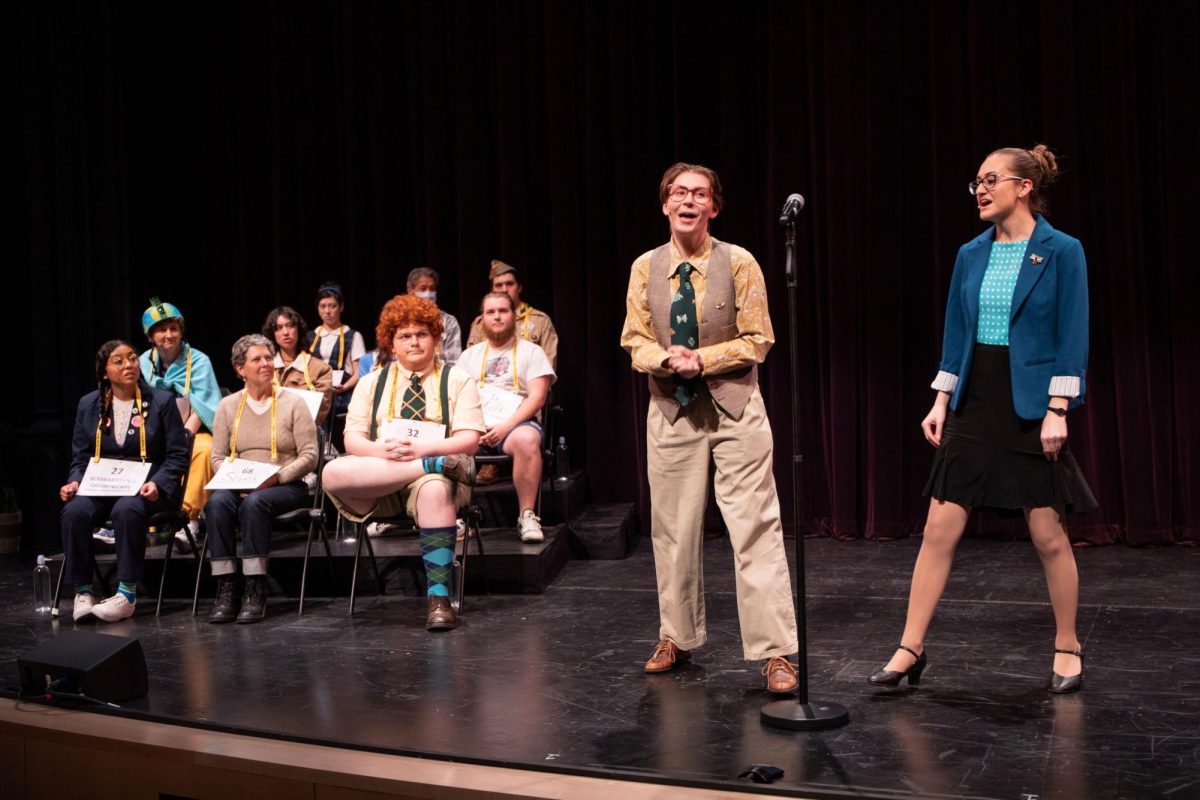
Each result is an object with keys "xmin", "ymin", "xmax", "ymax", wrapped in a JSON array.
[{"xmin": 419, "ymin": 526, "xmax": 456, "ymax": 597}]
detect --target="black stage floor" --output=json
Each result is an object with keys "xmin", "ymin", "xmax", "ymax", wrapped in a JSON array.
[{"xmin": 2, "ymin": 534, "xmax": 1198, "ymax": 799}]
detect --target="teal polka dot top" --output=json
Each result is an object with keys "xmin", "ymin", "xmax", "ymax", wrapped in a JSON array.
[{"xmin": 976, "ymin": 240, "xmax": 1029, "ymax": 346}]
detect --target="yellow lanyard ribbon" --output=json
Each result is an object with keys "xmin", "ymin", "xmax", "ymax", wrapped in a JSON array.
[
  {"xmin": 151, "ymin": 347, "xmax": 193, "ymax": 396},
  {"xmin": 386, "ymin": 364, "xmax": 441, "ymax": 422},
  {"xmin": 94, "ymin": 386, "xmax": 147, "ymax": 463},
  {"xmin": 309, "ymin": 326, "xmax": 347, "ymax": 370},
  {"xmin": 479, "ymin": 339, "xmax": 520, "ymax": 392},
  {"xmin": 516, "ymin": 303, "xmax": 531, "ymax": 341},
  {"xmin": 228, "ymin": 389, "xmax": 278, "ymax": 462}
]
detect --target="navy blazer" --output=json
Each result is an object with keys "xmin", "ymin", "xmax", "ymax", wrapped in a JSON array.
[
  {"xmin": 938, "ymin": 215, "xmax": 1089, "ymax": 421},
  {"xmin": 67, "ymin": 380, "xmax": 190, "ymax": 501}
]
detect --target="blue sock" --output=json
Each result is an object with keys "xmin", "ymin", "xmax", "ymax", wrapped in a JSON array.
[
  {"xmin": 419, "ymin": 526, "xmax": 456, "ymax": 597},
  {"xmin": 117, "ymin": 581, "xmax": 137, "ymax": 602},
  {"xmin": 76, "ymin": 584, "xmax": 94, "ymax": 597},
  {"xmin": 421, "ymin": 456, "xmax": 447, "ymax": 474}
]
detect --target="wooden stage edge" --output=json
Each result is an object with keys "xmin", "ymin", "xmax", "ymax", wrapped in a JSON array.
[{"xmin": 0, "ymin": 698, "xmax": 791, "ymax": 800}]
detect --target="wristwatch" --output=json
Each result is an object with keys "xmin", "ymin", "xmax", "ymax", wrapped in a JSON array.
[{"xmin": 1046, "ymin": 406, "xmax": 1067, "ymax": 417}]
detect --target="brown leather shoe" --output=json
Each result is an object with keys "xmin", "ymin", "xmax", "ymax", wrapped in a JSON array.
[
  {"xmin": 440, "ymin": 454, "xmax": 476, "ymax": 486},
  {"xmin": 644, "ymin": 639, "xmax": 690, "ymax": 673},
  {"xmin": 475, "ymin": 463, "xmax": 500, "ymax": 485},
  {"xmin": 426, "ymin": 596, "xmax": 457, "ymax": 631},
  {"xmin": 763, "ymin": 656, "xmax": 799, "ymax": 694}
]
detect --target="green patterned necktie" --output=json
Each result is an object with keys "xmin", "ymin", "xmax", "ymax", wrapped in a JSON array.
[
  {"xmin": 400, "ymin": 373, "xmax": 426, "ymax": 420},
  {"xmin": 670, "ymin": 262, "xmax": 699, "ymax": 406}
]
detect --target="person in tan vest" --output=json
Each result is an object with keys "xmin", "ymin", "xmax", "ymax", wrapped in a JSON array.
[{"xmin": 620, "ymin": 161, "xmax": 799, "ymax": 695}]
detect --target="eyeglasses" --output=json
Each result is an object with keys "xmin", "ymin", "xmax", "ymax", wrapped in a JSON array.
[
  {"xmin": 107, "ymin": 354, "xmax": 138, "ymax": 367},
  {"xmin": 968, "ymin": 173, "xmax": 1026, "ymax": 196},
  {"xmin": 667, "ymin": 185, "xmax": 713, "ymax": 205}
]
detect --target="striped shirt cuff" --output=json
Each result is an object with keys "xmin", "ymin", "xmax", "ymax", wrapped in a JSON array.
[
  {"xmin": 930, "ymin": 371, "xmax": 958, "ymax": 393},
  {"xmin": 1048, "ymin": 376, "xmax": 1081, "ymax": 398}
]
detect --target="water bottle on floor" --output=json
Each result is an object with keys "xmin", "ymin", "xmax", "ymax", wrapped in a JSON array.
[
  {"xmin": 553, "ymin": 436, "xmax": 570, "ymax": 490},
  {"xmin": 34, "ymin": 555, "xmax": 51, "ymax": 615}
]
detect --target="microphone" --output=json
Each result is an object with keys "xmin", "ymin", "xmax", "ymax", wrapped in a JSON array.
[{"xmin": 778, "ymin": 193, "xmax": 806, "ymax": 225}]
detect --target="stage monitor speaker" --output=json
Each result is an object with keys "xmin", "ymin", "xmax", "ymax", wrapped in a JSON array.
[{"xmin": 17, "ymin": 631, "xmax": 148, "ymax": 703}]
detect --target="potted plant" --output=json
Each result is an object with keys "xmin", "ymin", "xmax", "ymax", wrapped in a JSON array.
[
  {"xmin": 0, "ymin": 488, "xmax": 18, "ymax": 554},
  {"xmin": 0, "ymin": 414, "xmax": 34, "ymax": 554}
]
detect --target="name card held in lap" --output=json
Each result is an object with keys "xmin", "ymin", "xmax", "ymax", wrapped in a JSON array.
[
  {"xmin": 77, "ymin": 458, "xmax": 154, "ymax": 497},
  {"xmin": 205, "ymin": 458, "xmax": 282, "ymax": 491},
  {"xmin": 380, "ymin": 419, "xmax": 446, "ymax": 442},
  {"xmin": 479, "ymin": 385, "xmax": 523, "ymax": 428}
]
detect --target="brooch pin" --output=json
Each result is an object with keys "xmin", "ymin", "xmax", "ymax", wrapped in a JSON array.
[
  {"xmin": 715, "ymin": 302, "xmax": 727, "ymax": 310},
  {"xmin": 1030, "ymin": 254, "xmax": 1044, "ymax": 264}
]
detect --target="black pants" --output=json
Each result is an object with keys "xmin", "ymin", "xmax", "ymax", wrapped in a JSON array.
[{"xmin": 61, "ymin": 494, "xmax": 170, "ymax": 586}]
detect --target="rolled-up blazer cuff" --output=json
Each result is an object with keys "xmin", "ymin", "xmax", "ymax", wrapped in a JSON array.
[
  {"xmin": 1048, "ymin": 375, "xmax": 1081, "ymax": 398},
  {"xmin": 931, "ymin": 371, "xmax": 958, "ymax": 393}
]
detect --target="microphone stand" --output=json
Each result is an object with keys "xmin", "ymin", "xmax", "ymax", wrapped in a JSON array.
[{"xmin": 760, "ymin": 216, "xmax": 849, "ymax": 731}]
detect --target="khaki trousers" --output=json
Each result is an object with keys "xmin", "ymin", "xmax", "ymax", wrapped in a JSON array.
[{"xmin": 646, "ymin": 386, "xmax": 798, "ymax": 660}]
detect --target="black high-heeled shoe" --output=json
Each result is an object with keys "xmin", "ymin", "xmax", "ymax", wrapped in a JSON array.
[
  {"xmin": 1048, "ymin": 648, "xmax": 1084, "ymax": 694},
  {"xmin": 868, "ymin": 644, "xmax": 927, "ymax": 686}
]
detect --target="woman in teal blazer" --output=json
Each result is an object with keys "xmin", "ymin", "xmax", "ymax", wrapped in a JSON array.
[{"xmin": 869, "ymin": 145, "xmax": 1097, "ymax": 694}]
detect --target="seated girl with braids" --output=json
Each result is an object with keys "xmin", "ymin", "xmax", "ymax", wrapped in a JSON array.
[
  {"xmin": 60, "ymin": 340, "xmax": 189, "ymax": 622},
  {"xmin": 138, "ymin": 298, "xmax": 222, "ymax": 543},
  {"xmin": 322, "ymin": 295, "xmax": 484, "ymax": 632}
]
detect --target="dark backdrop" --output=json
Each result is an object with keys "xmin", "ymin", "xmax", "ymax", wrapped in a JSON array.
[{"xmin": 15, "ymin": 1, "xmax": 1199, "ymax": 550}]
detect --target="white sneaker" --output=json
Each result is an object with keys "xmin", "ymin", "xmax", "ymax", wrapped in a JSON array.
[
  {"xmin": 366, "ymin": 522, "xmax": 398, "ymax": 537},
  {"xmin": 92, "ymin": 528, "xmax": 115, "ymax": 545},
  {"xmin": 72, "ymin": 593, "xmax": 96, "ymax": 622},
  {"xmin": 91, "ymin": 593, "xmax": 136, "ymax": 622},
  {"xmin": 517, "ymin": 509, "xmax": 544, "ymax": 543},
  {"xmin": 173, "ymin": 519, "xmax": 199, "ymax": 553}
]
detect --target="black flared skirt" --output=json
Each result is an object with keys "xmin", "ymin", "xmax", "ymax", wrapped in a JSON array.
[{"xmin": 923, "ymin": 344, "xmax": 1098, "ymax": 513}]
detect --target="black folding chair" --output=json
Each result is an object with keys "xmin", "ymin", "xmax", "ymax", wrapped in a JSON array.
[
  {"xmin": 343, "ymin": 499, "xmax": 484, "ymax": 615},
  {"xmin": 191, "ymin": 429, "xmax": 338, "ymax": 616},
  {"xmin": 474, "ymin": 390, "xmax": 562, "ymax": 519}
]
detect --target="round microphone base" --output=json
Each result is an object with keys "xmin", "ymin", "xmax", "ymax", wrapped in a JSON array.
[{"xmin": 760, "ymin": 699, "xmax": 849, "ymax": 731}]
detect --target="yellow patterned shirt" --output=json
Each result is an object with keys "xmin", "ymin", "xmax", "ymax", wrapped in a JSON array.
[{"xmin": 621, "ymin": 236, "xmax": 774, "ymax": 377}]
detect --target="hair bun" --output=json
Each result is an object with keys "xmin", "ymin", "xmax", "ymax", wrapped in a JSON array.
[{"xmin": 1029, "ymin": 144, "xmax": 1060, "ymax": 185}]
